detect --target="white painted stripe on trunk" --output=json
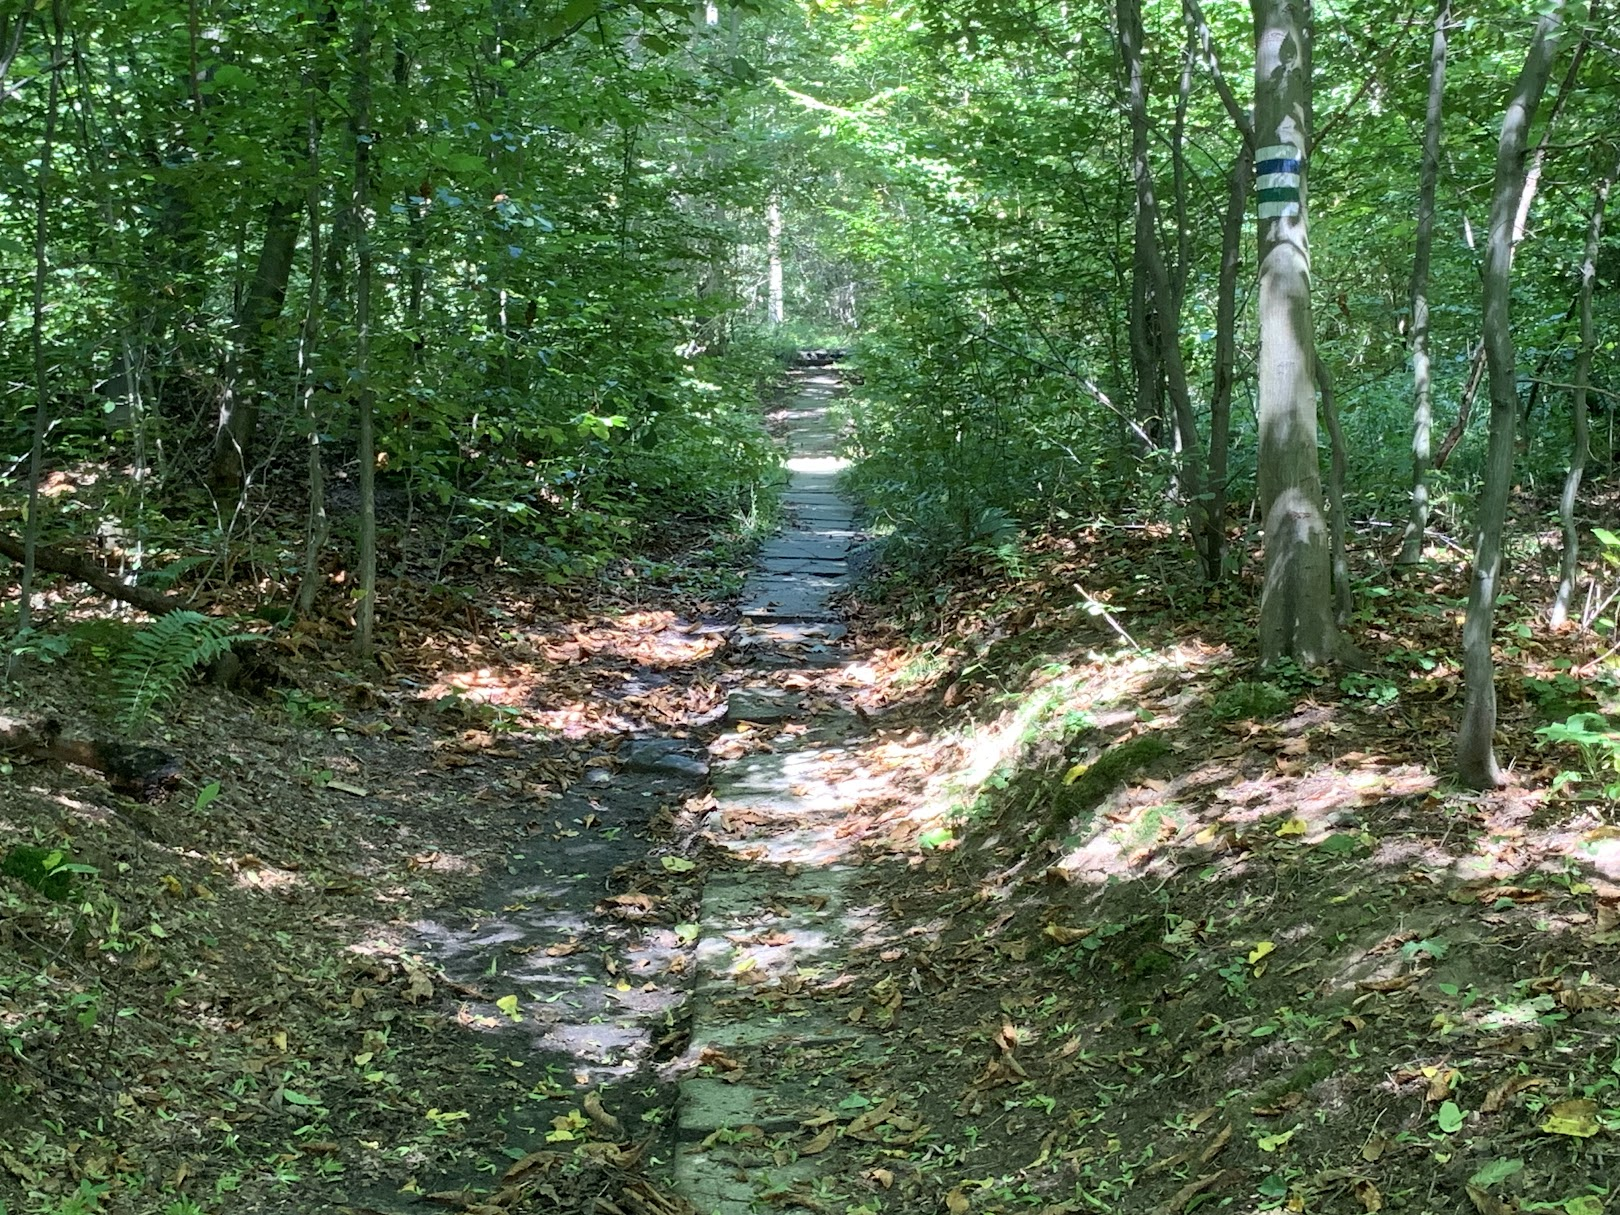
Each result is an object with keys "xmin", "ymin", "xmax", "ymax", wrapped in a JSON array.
[
  {"xmin": 1258, "ymin": 200, "xmax": 1301, "ymax": 218},
  {"xmin": 1257, "ymin": 144, "xmax": 1301, "ymax": 161},
  {"xmin": 1257, "ymin": 172, "xmax": 1301, "ymax": 190}
]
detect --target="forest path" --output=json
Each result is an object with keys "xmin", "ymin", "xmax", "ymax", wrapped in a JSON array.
[{"xmin": 672, "ymin": 370, "xmax": 897, "ymax": 1214}]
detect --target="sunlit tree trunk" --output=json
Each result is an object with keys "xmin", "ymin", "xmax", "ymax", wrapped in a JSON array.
[
  {"xmin": 1550, "ymin": 152, "xmax": 1614, "ymax": 627},
  {"xmin": 1397, "ymin": 0, "xmax": 1450, "ymax": 566},
  {"xmin": 1252, "ymin": 0, "xmax": 1340, "ymax": 665},
  {"xmin": 766, "ymin": 194, "xmax": 785, "ymax": 325},
  {"xmin": 1456, "ymin": 1, "xmax": 1565, "ymax": 789}
]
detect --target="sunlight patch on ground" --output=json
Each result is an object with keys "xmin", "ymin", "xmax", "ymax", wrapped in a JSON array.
[{"xmin": 909, "ymin": 643, "xmax": 1215, "ymax": 843}]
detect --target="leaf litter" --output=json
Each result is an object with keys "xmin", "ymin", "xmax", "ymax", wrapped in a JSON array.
[{"xmin": 6, "ymin": 515, "xmax": 1620, "ymax": 1215}]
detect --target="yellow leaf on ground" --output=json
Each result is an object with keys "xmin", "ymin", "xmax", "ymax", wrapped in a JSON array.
[
  {"xmin": 1247, "ymin": 941, "xmax": 1275, "ymax": 965},
  {"xmin": 1042, "ymin": 924, "xmax": 1094, "ymax": 945},
  {"xmin": 1541, "ymin": 1098, "xmax": 1600, "ymax": 1138},
  {"xmin": 1257, "ymin": 1125, "xmax": 1298, "ymax": 1152},
  {"xmin": 1276, "ymin": 817, "xmax": 1308, "ymax": 837}
]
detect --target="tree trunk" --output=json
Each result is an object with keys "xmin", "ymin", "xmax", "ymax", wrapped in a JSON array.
[
  {"xmin": 15, "ymin": 1, "xmax": 64, "ymax": 658},
  {"xmin": 1315, "ymin": 355, "xmax": 1352, "ymax": 626},
  {"xmin": 1252, "ymin": 0, "xmax": 1340, "ymax": 665},
  {"xmin": 209, "ymin": 195, "xmax": 303, "ymax": 493},
  {"xmin": 351, "ymin": 4, "xmax": 377, "ymax": 659},
  {"xmin": 766, "ymin": 194, "xmax": 785, "ymax": 325},
  {"xmin": 1119, "ymin": 0, "xmax": 1214, "ymax": 579},
  {"xmin": 1456, "ymin": 2, "xmax": 1565, "ymax": 790},
  {"xmin": 1127, "ymin": 205, "xmax": 1164, "ymax": 445},
  {"xmin": 1207, "ymin": 142, "xmax": 1254, "ymax": 579},
  {"xmin": 297, "ymin": 51, "xmax": 328, "ymax": 620},
  {"xmin": 1397, "ymin": 0, "xmax": 1450, "ymax": 566},
  {"xmin": 1550, "ymin": 152, "xmax": 1616, "ymax": 628}
]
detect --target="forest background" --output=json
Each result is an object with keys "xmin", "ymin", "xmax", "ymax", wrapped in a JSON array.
[{"xmin": 3, "ymin": 0, "xmax": 1620, "ymax": 1209}]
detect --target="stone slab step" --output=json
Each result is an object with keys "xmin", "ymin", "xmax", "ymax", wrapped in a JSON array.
[
  {"xmin": 759, "ymin": 537, "xmax": 849, "ymax": 562},
  {"xmin": 788, "ymin": 504, "xmax": 856, "ymax": 524},
  {"xmin": 737, "ymin": 620, "xmax": 847, "ymax": 645},
  {"xmin": 739, "ymin": 575, "xmax": 840, "ymax": 621},
  {"xmin": 724, "ymin": 687, "xmax": 801, "ymax": 724},
  {"xmin": 758, "ymin": 557, "xmax": 847, "ymax": 576}
]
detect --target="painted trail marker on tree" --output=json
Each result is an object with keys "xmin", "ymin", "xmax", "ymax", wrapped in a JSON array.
[{"xmin": 1256, "ymin": 144, "xmax": 1303, "ymax": 219}]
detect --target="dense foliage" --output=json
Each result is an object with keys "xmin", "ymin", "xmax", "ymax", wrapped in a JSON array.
[
  {"xmin": 0, "ymin": 0, "xmax": 796, "ymax": 620},
  {"xmin": 781, "ymin": 0, "xmax": 1617, "ymax": 571}
]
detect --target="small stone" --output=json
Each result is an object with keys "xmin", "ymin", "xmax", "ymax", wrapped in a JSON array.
[
  {"xmin": 725, "ymin": 688, "xmax": 800, "ymax": 724},
  {"xmin": 624, "ymin": 739, "xmax": 709, "ymax": 777}
]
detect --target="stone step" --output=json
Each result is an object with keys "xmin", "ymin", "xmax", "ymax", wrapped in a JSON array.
[
  {"xmin": 759, "ymin": 537, "xmax": 850, "ymax": 562},
  {"xmin": 739, "ymin": 575, "xmax": 841, "ymax": 621},
  {"xmin": 758, "ymin": 557, "xmax": 846, "ymax": 577}
]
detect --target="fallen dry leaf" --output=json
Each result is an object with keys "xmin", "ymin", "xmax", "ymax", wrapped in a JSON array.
[
  {"xmin": 800, "ymin": 1124, "xmax": 838, "ymax": 1155},
  {"xmin": 1466, "ymin": 1185, "xmax": 1518, "ymax": 1215}
]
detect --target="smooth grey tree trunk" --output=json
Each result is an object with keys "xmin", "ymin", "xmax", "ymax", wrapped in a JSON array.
[
  {"xmin": 1398, "ymin": 0, "xmax": 1450, "ymax": 566},
  {"xmin": 1252, "ymin": 0, "xmax": 1340, "ymax": 665},
  {"xmin": 1550, "ymin": 153, "xmax": 1616, "ymax": 628},
  {"xmin": 766, "ymin": 195, "xmax": 785, "ymax": 325},
  {"xmin": 1456, "ymin": 2, "xmax": 1565, "ymax": 789}
]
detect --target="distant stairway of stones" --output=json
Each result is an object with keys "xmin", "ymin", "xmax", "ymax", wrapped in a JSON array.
[{"xmin": 672, "ymin": 367, "xmax": 886, "ymax": 1214}]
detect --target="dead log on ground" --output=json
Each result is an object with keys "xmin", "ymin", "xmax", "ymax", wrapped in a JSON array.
[
  {"xmin": 1, "ymin": 715, "xmax": 181, "ymax": 801},
  {"xmin": 0, "ymin": 534, "xmax": 188, "ymax": 615}
]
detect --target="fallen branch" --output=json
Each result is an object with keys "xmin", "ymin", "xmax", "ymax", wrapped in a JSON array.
[
  {"xmin": 0, "ymin": 534, "xmax": 188, "ymax": 615},
  {"xmin": 0, "ymin": 715, "xmax": 181, "ymax": 801}
]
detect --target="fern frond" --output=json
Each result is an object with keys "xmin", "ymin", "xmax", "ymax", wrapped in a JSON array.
[{"xmin": 110, "ymin": 611, "xmax": 241, "ymax": 732}]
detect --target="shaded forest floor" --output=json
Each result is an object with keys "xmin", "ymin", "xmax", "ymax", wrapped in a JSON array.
[{"xmin": 5, "ymin": 420, "xmax": 1620, "ymax": 1214}]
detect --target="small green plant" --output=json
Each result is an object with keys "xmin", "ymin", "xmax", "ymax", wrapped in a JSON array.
[
  {"xmin": 1209, "ymin": 679, "xmax": 1293, "ymax": 722},
  {"xmin": 9, "ymin": 627, "xmax": 71, "ymax": 665},
  {"xmin": 1, "ymin": 844, "xmax": 96, "ymax": 901},
  {"xmin": 110, "ymin": 611, "xmax": 242, "ymax": 730},
  {"xmin": 1338, "ymin": 671, "xmax": 1400, "ymax": 707},
  {"xmin": 279, "ymin": 688, "xmax": 344, "ymax": 726},
  {"xmin": 1536, "ymin": 712, "xmax": 1620, "ymax": 798}
]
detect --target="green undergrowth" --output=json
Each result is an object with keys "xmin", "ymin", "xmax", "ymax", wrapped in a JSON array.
[{"xmin": 844, "ymin": 524, "xmax": 1620, "ymax": 1215}]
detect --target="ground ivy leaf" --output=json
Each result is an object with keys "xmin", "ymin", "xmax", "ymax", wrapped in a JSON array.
[{"xmin": 1436, "ymin": 1101, "xmax": 1465, "ymax": 1133}]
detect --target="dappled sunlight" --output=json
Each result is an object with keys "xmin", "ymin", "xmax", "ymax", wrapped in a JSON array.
[
  {"xmin": 904, "ymin": 640, "xmax": 1224, "ymax": 850},
  {"xmin": 406, "ymin": 608, "xmax": 728, "ymax": 738}
]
